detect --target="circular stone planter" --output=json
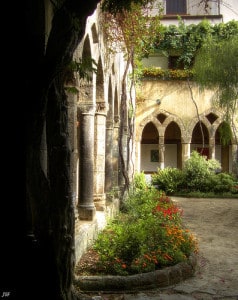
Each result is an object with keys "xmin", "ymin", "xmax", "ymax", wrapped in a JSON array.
[{"xmin": 74, "ymin": 253, "xmax": 197, "ymax": 292}]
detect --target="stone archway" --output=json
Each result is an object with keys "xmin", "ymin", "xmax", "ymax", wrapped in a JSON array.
[
  {"xmin": 94, "ymin": 56, "xmax": 107, "ymax": 210},
  {"xmin": 191, "ymin": 121, "xmax": 210, "ymax": 158},
  {"xmin": 137, "ymin": 110, "xmax": 188, "ymax": 172},
  {"xmin": 77, "ymin": 34, "xmax": 96, "ymax": 220},
  {"xmin": 140, "ymin": 121, "xmax": 160, "ymax": 173}
]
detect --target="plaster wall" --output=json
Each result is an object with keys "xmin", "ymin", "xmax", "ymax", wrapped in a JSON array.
[
  {"xmin": 149, "ymin": 0, "xmax": 238, "ymax": 26},
  {"xmin": 136, "ymin": 80, "xmax": 215, "ymax": 127},
  {"xmin": 220, "ymin": 0, "xmax": 238, "ymax": 22},
  {"xmin": 141, "ymin": 144, "xmax": 178, "ymax": 172}
]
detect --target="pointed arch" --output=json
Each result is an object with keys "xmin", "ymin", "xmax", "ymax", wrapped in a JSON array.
[
  {"xmin": 77, "ymin": 34, "xmax": 94, "ymax": 104},
  {"xmin": 114, "ymin": 86, "xmax": 119, "ymax": 121},
  {"xmin": 140, "ymin": 122, "xmax": 160, "ymax": 173},
  {"xmin": 91, "ymin": 23, "xmax": 98, "ymax": 43},
  {"xmin": 107, "ymin": 76, "xmax": 113, "ymax": 119},
  {"xmin": 96, "ymin": 56, "xmax": 104, "ymax": 104}
]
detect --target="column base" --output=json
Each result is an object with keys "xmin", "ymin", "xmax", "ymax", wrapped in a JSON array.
[
  {"xmin": 94, "ymin": 194, "xmax": 106, "ymax": 211},
  {"xmin": 78, "ymin": 205, "xmax": 96, "ymax": 221}
]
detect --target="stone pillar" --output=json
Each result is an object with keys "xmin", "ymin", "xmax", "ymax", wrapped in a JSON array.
[
  {"xmin": 78, "ymin": 103, "xmax": 96, "ymax": 221},
  {"xmin": 209, "ymin": 137, "xmax": 216, "ymax": 160},
  {"xmin": 67, "ymin": 92, "xmax": 78, "ymax": 220},
  {"xmin": 94, "ymin": 103, "xmax": 107, "ymax": 210},
  {"xmin": 181, "ymin": 137, "xmax": 191, "ymax": 169},
  {"xmin": 158, "ymin": 136, "xmax": 165, "ymax": 169},
  {"xmin": 105, "ymin": 119, "xmax": 114, "ymax": 194}
]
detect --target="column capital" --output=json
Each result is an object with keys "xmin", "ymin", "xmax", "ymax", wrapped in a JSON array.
[
  {"xmin": 181, "ymin": 136, "xmax": 192, "ymax": 144},
  {"xmin": 96, "ymin": 102, "xmax": 108, "ymax": 115},
  {"xmin": 78, "ymin": 102, "xmax": 96, "ymax": 115},
  {"xmin": 114, "ymin": 115, "xmax": 120, "ymax": 127},
  {"xmin": 106, "ymin": 120, "xmax": 114, "ymax": 129}
]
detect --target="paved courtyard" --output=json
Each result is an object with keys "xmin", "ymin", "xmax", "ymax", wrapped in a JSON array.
[{"xmin": 80, "ymin": 197, "xmax": 238, "ymax": 300}]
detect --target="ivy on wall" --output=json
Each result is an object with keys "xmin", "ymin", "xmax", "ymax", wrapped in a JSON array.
[{"xmin": 140, "ymin": 19, "xmax": 238, "ymax": 80}]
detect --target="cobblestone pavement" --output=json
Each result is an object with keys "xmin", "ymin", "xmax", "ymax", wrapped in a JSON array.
[{"xmin": 78, "ymin": 197, "xmax": 238, "ymax": 300}]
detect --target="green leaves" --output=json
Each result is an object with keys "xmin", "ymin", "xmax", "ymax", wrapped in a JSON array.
[
  {"xmin": 218, "ymin": 122, "xmax": 233, "ymax": 146},
  {"xmin": 101, "ymin": 1, "xmax": 162, "ymax": 62},
  {"xmin": 101, "ymin": 0, "xmax": 157, "ymax": 14},
  {"xmin": 193, "ymin": 36, "xmax": 238, "ymax": 128},
  {"xmin": 154, "ymin": 20, "xmax": 238, "ymax": 69},
  {"xmin": 69, "ymin": 57, "xmax": 97, "ymax": 81}
]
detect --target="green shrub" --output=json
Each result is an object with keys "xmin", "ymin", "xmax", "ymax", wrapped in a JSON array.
[
  {"xmin": 151, "ymin": 151, "xmax": 236, "ymax": 197},
  {"xmin": 231, "ymin": 183, "xmax": 238, "ymax": 194},
  {"xmin": 151, "ymin": 167, "xmax": 185, "ymax": 194},
  {"xmin": 183, "ymin": 151, "xmax": 221, "ymax": 192},
  {"xmin": 209, "ymin": 172, "xmax": 236, "ymax": 194}
]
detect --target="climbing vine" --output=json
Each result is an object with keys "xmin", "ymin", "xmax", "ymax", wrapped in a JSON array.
[
  {"xmin": 140, "ymin": 19, "xmax": 238, "ymax": 149},
  {"xmin": 100, "ymin": 1, "xmax": 162, "ymax": 194},
  {"xmin": 153, "ymin": 19, "xmax": 238, "ymax": 69}
]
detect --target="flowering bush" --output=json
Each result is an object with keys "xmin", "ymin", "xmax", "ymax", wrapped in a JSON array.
[
  {"xmin": 92, "ymin": 174, "xmax": 198, "ymax": 275},
  {"xmin": 141, "ymin": 67, "xmax": 194, "ymax": 80}
]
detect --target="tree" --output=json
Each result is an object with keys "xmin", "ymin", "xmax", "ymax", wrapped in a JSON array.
[
  {"xmin": 194, "ymin": 36, "xmax": 238, "ymax": 175},
  {"xmin": 194, "ymin": 37, "xmax": 238, "ymax": 143},
  {"xmin": 24, "ymin": 2, "xmax": 101, "ymax": 299},
  {"xmin": 23, "ymin": 1, "xmax": 159, "ymax": 299},
  {"xmin": 101, "ymin": 1, "xmax": 162, "ymax": 194}
]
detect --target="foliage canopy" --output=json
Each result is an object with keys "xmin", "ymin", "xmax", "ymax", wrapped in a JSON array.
[
  {"xmin": 193, "ymin": 36, "xmax": 238, "ymax": 142},
  {"xmin": 194, "ymin": 36, "xmax": 238, "ymax": 102},
  {"xmin": 153, "ymin": 19, "xmax": 238, "ymax": 69}
]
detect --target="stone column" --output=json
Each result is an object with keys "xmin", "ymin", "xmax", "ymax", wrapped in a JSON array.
[
  {"xmin": 67, "ymin": 92, "xmax": 78, "ymax": 220},
  {"xmin": 78, "ymin": 103, "xmax": 96, "ymax": 221},
  {"xmin": 181, "ymin": 137, "xmax": 191, "ymax": 169},
  {"xmin": 94, "ymin": 103, "xmax": 107, "ymax": 210},
  {"xmin": 209, "ymin": 137, "xmax": 216, "ymax": 160},
  {"xmin": 158, "ymin": 136, "xmax": 165, "ymax": 169},
  {"xmin": 209, "ymin": 126, "xmax": 216, "ymax": 160}
]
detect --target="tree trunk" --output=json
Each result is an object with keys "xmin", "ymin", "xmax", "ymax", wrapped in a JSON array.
[
  {"xmin": 119, "ymin": 58, "xmax": 131, "ymax": 195},
  {"xmin": 24, "ymin": 1, "xmax": 100, "ymax": 299}
]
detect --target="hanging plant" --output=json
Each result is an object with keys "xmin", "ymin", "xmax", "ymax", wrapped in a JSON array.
[{"xmin": 218, "ymin": 122, "xmax": 233, "ymax": 146}]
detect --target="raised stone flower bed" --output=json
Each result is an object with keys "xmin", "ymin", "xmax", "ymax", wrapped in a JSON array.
[{"xmin": 74, "ymin": 253, "xmax": 197, "ymax": 292}]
